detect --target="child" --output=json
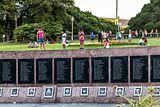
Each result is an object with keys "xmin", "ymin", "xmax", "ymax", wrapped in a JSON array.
[{"xmin": 104, "ymin": 38, "xmax": 110, "ymax": 48}]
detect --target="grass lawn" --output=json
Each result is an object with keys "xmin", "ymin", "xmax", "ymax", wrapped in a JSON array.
[{"xmin": 0, "ymin": 38, "xmax": 160, "ymax": 51}]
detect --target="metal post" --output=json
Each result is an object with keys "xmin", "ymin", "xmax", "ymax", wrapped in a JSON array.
[
  {"xmin": 116, "ymin": 0, "xmax": 119, "ymax": 32},
  {"xmin": 15, "ymin": 15, "xmax": 17, "ymax": 43},
  {"xmin": 116, "ymin": 0, "xmax": 118, "ymax": 18},
  {"xmin": 71, "ymin": 17, "xmax": 74, "ymax": 41}
]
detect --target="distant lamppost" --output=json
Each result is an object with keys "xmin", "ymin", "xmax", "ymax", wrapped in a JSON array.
[
  {"xmin": 71, "ymin": 16, "xmax": 74, "ymax": 41},
  {"xmin": 116, "ymin": 0, "xmax": 118, "ymax": 18},
  {"xmin": 115, "ymin": 0, "xmax": 119, "ymax": 32},
  {"xmin": 118, "ymin": 23, "xmax": 121, "ymax": 31},
  {"xmin": 15, "ymin": 15, "xmax": 20, "ymax": 43}
]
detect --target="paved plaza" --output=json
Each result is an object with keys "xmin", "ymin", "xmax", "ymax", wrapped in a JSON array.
[{"xmin": 0, "ymin": 103, "xmax": 117, "ymax": 107}]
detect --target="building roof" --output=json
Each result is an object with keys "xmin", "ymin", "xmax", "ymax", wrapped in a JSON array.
[{"xmin": 100, "ymin": 17, "xmax": 129, "ymax": 27}]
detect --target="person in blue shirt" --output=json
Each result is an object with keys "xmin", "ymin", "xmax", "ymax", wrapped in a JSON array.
[{"xmin": 90, "ymin": 32, "xmax": 95, "ymax": 43}]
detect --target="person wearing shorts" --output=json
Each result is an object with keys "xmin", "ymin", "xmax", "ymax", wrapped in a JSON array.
[
  {"xmin": 78, "ymin": 28, "xmax": 85, "ymax": 49},
  {"xmin": 37, "ymin": 27, "xmax": 45, "ymax": 50}
]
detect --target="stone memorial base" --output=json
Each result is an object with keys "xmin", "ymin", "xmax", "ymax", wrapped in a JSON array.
[
  {"xmin": 0, "ymin": 86, "xmax": 56, "ymax": 103},
  {"xmin": 0, "ymin": 85, "xmax": 158, "ymax": 103},
  {"xmin": 0, "ymin": 47, "xmax": 160, "ymax": 103}
]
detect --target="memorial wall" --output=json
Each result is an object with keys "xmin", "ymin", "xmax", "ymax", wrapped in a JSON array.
[{"xmin": 0, "ymin": 47, "xmax": 160, "ymax": 103}]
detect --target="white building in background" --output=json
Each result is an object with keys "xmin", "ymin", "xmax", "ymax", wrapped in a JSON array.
[{"xmin": 100, "ymin": 17, "xmax": 129, "ymax": 29}]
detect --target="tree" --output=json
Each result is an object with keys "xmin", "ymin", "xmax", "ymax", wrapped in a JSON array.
[
  {"xmin": 13, "ymin": 21, "xmax": 63, "ymax": 41},
  {"xmin": 66, "ymin": 6, "xmax": 116, "ymax": 35},
  {"xmin": 0, "ymin": 0, "xmax": 117, "ymax": 42},
  {"xmin": 0, "ymin": 0, "xmax": 19, "ymax": 38},
  {"xmin": 128, "ymin": 0, "xmax": 160, "ymax": 32}
]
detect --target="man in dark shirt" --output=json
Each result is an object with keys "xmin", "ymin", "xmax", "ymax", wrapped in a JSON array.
[{"xmin": 98, "ymin": 31, "xmax": 103, "ymax": 43}]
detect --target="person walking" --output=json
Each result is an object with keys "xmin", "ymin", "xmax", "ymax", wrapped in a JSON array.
[
  {"xmin": 78, "ymin": 28, "xmax": 85, "ymax": 49},
  {"xmin": 90, "ymin": 32, "xmax": 95, "ymax": 43},
  {"xmin": 37, "ymin": 27, "xmax": 45, "ymax": 50},
  {"xmin": 61, "ymin": 30, "xmax": 67, "ymax": 49}
]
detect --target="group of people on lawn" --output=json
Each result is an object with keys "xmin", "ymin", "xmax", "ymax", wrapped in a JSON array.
[
  {"xmin": 35, "ymin": 27, "xmax": 148, "ymax": 50},
  {"xmin": 78, "ymin": 28, "xmax": 110, "ymax": 49},
  {"xmin": 29, "ymin": 27, "xmax": 53, "ymax": 50},
  {"xmin": 35, "ymin": 27, "xmax": 110, "ymax": 50},
  {"xmin": 79, "ymin": 29, "xmax": 149, "ymax": 48},
  {"xmin": 128, "ymin": 29, "xmax": 148, "ymax": 45}
]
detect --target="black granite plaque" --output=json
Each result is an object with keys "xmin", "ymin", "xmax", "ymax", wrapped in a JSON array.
[
  {"xmin": 91, "ymin": 57, "xmax": 108, "ymax": 83},
  {"xmin": 0, "ymin": 59, "xmax": 16, "ymax": 84},
  {"xmin": 18, "ymin": 59, "xmax": 34, "ymax": 84},
  {"xmin": 36, "ymin": 58, "xmax": 52, "ymax": 83},
  {"xmin": 73, "ymin": 58, "xmax": 89, "ymax": 83},
  {"xmin": 111, "ymin": 56, "xmax": 128, "ymax": 83},
  {"xmin": 130, "ymin": 56, "xmax": 148, "ymax": 82},
  {"xmin": 151, "ymin": 55, "xmax": 160, "ymax": 82},
  {"xmin": 54, "ymin": 58, "xmax": 71, "ymax": 83}
]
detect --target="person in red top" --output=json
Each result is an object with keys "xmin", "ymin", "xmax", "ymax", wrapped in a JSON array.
[
  {"xmin": 37, "ymin": 27, "xmax": 46, "ymax": 50},
  {"xmin": 78, "ymin": 28, "xmax": 85, "ymax": 49}
]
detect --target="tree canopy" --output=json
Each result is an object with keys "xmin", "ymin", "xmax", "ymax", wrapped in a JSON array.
[
  {"xmin": 0, "ymin": 0, "xmax": 116, "ymax": 41},
  {"xmin": 128, "ymin": 0, "xmax": 160, "ymax": 32}
]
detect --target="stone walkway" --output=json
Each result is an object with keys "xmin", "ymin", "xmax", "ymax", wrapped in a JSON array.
[{"xmin": 0, "ymin": 103, "xmax": 117, "ymax": 107}]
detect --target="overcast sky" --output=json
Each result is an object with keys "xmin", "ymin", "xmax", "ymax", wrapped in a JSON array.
[{"xmin": 75, "ymin": 0, "xmax": 150, "ymax": 19}]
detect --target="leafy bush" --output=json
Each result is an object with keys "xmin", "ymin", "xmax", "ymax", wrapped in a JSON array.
[
  {"xmin": 118, "ymin": 87, "xmax": 160, "ymax": 107},
  {"xmin": 13, "ymin": 21, "xmax": 63, "ymax": 41}
]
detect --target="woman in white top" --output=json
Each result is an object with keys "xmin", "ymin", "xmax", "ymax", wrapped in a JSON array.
[{"xmin": 62, "ymin": 30, "xmax": 67, "ymax": 49}]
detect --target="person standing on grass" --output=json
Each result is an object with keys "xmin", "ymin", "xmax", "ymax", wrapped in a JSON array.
[
  {"xmin": 78, "ymin": 28, "xmax": 85, "ymax": 49},
  {"xmin": 128, "ymin": 30, "xmax": 132, "ymax": 42},
  {"xmin": 37, "ymin": 27, "xmax": 45, "ymax": 50},
  {"xmin": 150, "ymin": 29, "xmax": 153, "ymax": 37},
  {"xmin": 90, "ymin": 32, "xmax": 95, "ymax": 43},
  {"xmin": 108, "ymin": 31, "xmax": 113, "ymax": 40},
  {"xmin": 61, "ymin": 30, "xmax": 67, "ymax": 49},
  {"xmin": 155, "ymin": 29, "xmax": 158, "ymax": 37},
  {"xmin": 144, "ymin": 29, "xmax": 148, "ymax": 37},
  {"xmin": 135, "ymin": 30, "xmax": 138, "ymax": 38},
  {"xmin": 98, "ymin": 31, "xmax": 103, "ymax": 43}
]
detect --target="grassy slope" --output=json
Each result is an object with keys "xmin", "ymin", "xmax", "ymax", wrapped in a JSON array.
[{"xmin": 0, "ymin": 38, "xmax": 159, "ymax": 51}]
